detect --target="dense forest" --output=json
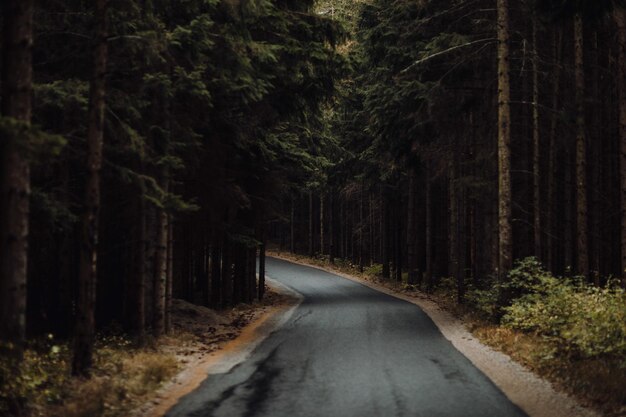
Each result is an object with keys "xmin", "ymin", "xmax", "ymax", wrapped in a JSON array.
[{"xmin": 1, "ymin": 0, "xmax": 626, "ymax": 415}]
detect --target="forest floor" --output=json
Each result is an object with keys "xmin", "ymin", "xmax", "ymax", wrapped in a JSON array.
[
  {"xmin": 267, "ymin": 250, "xmax": 625, "ymax": 417},
  {"xmin": 5, "ymin": 287, "xmax": 297, "ymax": 417}
]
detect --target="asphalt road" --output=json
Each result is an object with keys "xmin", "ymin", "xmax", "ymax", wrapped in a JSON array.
[{"xmin": 165, "ymin": 257, "xmax": 528, "ymax": 417}]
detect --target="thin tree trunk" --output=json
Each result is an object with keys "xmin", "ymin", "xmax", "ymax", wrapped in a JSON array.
[
  {"xmin": 615, "ymin": 9, "xmax": 626, "ymax": 288},
  {"xmin": 449, "ymin": 161, "xmax": 458, "ymax": 281},
  {"xmin": 165, "ymin": 216, "xmax": 173, "ymax": 333},
  {"xmin": 210, "ymin": 239, "xmax": 221, "ymax": 308},
  {"xmin": 497, "ymin": 0, "xmax": 513, "ymax": 278},
  {"xmin": 73, "ymin": 0, "xmax": 109, "ymax": 376},
  {"xmin": 221, "ymin": 238, "xmax": 232, "ymax": 307},
  {"xmin": 407, "ymin": 163, "xmax": 419, "ymax": 285},
  {"xmin": 574, "ymin": 15, "xmax": 589, "ymax": 279},
  {"xmin": 395, "ymin": 193, "xmax": 403, "ymax": 282},
  {"xmin": 547, "ymin": 28, "xmax": 563, "ymax": 272},
  {"xmin": 308, "ymin": 191, "xmax": 314, "ymax": 257},
  {"xmin": 129, "ymin": 179, "xmax": 146, "ymax": 343},
  {"xmin": 532, "ymin": 13, "xmax": 542, "ymax": 260},
  {"xmin": 425, "ymin": 164, "xmax": 433, "ymax": 290},
  {"xmin": 382, "ymin": 191, "xmax": 391, "ymax": 279},
  {"xmin": 320, "ymin": 194, "xmax": 325, "ymax": 256},
  {"xmin": 590, "ymin": 31, "xmax": 601, "ymax": 285},
  {"xmin": 152, "ymin": 176, "xmax": 169, "ymax": 337},
  {"xmin": 290, "ymin": 196, "xmax": 295, "ymax": 254},
  {"xmin": 0, "ymin": 0, "xmax": 33, "ymax": 361},
  {"xmin": 329, "ymin": 193, "xmax": 335, "ymax": 264},
  {"xmin": 259, "ymin": 236, "xmax": 266, "ymax": 300},
  {"xmin": 359, "ymin": 185, "xmax": 364, "ymax": 272}
]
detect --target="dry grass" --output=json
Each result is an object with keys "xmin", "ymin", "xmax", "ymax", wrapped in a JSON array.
[
  {"xmin": 24, "ymin": 343, "xmax": 180, "ymax": 417},
  {"xmin": 473, "ymin": 326, "xmax": 626, "ymax": 417}
]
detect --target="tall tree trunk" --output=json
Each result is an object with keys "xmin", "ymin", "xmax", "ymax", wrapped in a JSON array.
[
  {"xmin": 290, "ymin": 196, "xmax": 295, "ymax": 254},
  {"xmin": 221, "ymin": 238, "xmax": 232, "ymax": 307},
  {"xmin": 394, "ymin": 193, "xmax": 403, "ymax": 282},
  {"xmin": 532, "ymin": 14, "xmax": 542, "ymax": 260},
  {"xmin": 574, "ymin": 15, "xmax": 589, "ymax": 279},
  {"xmin": 457, "ymin": 170, "xmax": 466, "ymax": 304},
  {"xmin": 359, "ymin": 185, "xmax": 364, "ymax": 272},
  {"xmin": 329, "ymin": 193, "xmax": 335, "ymax": 264},
  {"xmin": 320, "ymin": 194, "xmax": 325, "ymax": 256},
  {"xmin": 425, "ymin": 164, "xmax": 433, "ymax": 290},
  {"xmin": 165, "ymin": 216, "xmax": 173, "ymax": 333},
  {"xmin": 308, "ymin": 191, "xmax": 314, "ymax": 257},
  {"xmin": 615, "ymin": 9, "xmax": 626, "ymax": 288},
  {"xmin": 547, "ymin": 28, "xmax": 563, "ymax": 272},
  {"xmin": 259, "ymin": 235, "xmax": 266, "ymax": 300},
  {"xmin": 407, "ymin": 163, "xmax": 419, "ymax": 285},
  {"xmin": 590, "ymin": 31, "xmax": 601, "ymax": 285},
  {"xmin": 497, "ymin": 0, "xmax": 513, "ymax": 278},
  {"xmin": 73, "ymin": 0, "xmax": 109, "ymax": 376},
  {"xmin": 210, "ymin": 239, "xmax": 221, "ymax": 308},
  {"xmin": 449, "ymin": 161, "xmax": 458, "ymax": 281},
  {"xmin": 152, "ymin": 182, "xmax": 168, "ymax": 338},
  {"xmin": 0, "ymin": 0, "xmax": 33, "ymax": 361},
  {"xmin": 129, "ymin": 180, "xmax": 146, "ymax": 344},
  {"xmin": 382, "ymin": 191, "xmax": 391, "ymax": 279}
]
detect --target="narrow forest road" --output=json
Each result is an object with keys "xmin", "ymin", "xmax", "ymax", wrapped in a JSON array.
[{"xmin": 164, "ymin": 257, "xmax": 527, "ymax": 417}]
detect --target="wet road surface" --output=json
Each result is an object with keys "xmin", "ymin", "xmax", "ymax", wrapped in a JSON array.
[{"xmin": 165, "ymin": 257, "xmax": 527, "ymax": 417}]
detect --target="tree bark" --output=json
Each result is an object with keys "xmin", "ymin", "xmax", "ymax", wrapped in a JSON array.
[
  {"xmin": 320, "ymin": 194, "xmax": 325, "ymax": 256},
  {"xmin": 382, "ymin": 191, "xmax": 391, "ymax": 279},
  {"xmin": 615, "ymin": 9, "xmax": 626, "ymax": 287},
  {"xmin": 129, "ymin": 179, "xmax": 146, "ymax": 343},
  {"xmin": 290, "ymin": 196, "xmax": 295, "ymax": 254},
  {"xmin": 547, "ymin": 28, "xmax": 563, "ymax": 272},
  {"xmin": 394, "ymin": 193, "xmax": 403, "ymax": 282},
  {"xmin": 165, "ymin": 216, "xmax": 173, "ymax": 333},
  {"xmin": 73, "ymin": 0, "xmax": 109, "ymax": 376},
  {"xmin": 407, "ymin": 163, "xmax": 419, "ymax": 285},
  {"xmin": 329, "ymin": 193, "xmax": 335, "ymax": 264},
  {"xmin": 574, "ymin": 15, "xmax": 589, "ymax": 279},
  {"xmin": 152, "ymin": 184, "xmax": 168, "ymax": 338},
  {"xmin": 0, "ymin": 0, "xmax": 33, "ymax": 360},
  {"xmin": 425, "ymin": 164, "xmax": 433, "ymax": 290},
  {"xmin": 497, "ymin": 0, "xmax": 513, "ymax": 278},
  {"xmin": 449, "ymin": 160, "xmax": 458, "ymax": 281},
  {"xmin": 532, "ymin": 14, "xmax": 542, "ymax": 260},
  {"xmin": 359, "ymin": 185, "xmax": 364, "ymax": 272},
  {"xmin": 259, "ymin": 236, "xmax": 266, "ymax": 300},
  {"xmin": 308, "ymin": 191, "xmax": 314, "ymax": 256}
]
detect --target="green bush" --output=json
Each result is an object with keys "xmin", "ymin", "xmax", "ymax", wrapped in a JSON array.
[
  {"xmin": 466, "ymin": 284, "xmax": 499, "ymax": 319},
  {"xmin": 501, "ymin": 262, "xmax": 626, "ymax": 359},
  {"xmin": 364, "ymin": 263, "xmax": 383, "ymax": 277}
]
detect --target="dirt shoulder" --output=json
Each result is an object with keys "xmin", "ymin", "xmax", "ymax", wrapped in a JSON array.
[
  {"xmin": 268, "ymin": 251, "xmax": 603, "ymax": 417},
  {"xmin": 135, "ymin": 282, "xmax": 301, "ymax": 417}
]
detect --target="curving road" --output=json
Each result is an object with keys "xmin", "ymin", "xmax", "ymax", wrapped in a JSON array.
[{"xmin": 165, "ymin": 257, "xmax": 527, "ymax": 417}]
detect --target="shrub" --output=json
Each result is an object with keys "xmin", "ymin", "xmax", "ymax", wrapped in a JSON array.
[
  {"xmin": 364, "ymin": 263, "xmax": 383, "ymax": 277},
  {"xmin": 502, "ymin": 266, "xmax": 626, "ymax": 359}
]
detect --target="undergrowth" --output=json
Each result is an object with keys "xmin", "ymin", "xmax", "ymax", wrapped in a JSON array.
[{"xmin": 0, "ymin": 334, "xmax": 178, "ymax": 417}]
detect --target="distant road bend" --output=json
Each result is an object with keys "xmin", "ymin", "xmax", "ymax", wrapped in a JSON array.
[{"xmin": 166, "ymin": 257, "xmax": 527, "ymax": 417}]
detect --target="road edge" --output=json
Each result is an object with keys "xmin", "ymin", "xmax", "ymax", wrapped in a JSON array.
[
  {"xmin": 267, "ymin": 254, "xmax": 599, "ymax": 417},
  {"xmin": 136, "ymin": 277, "xmax": 303, "ymax": 417}
]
